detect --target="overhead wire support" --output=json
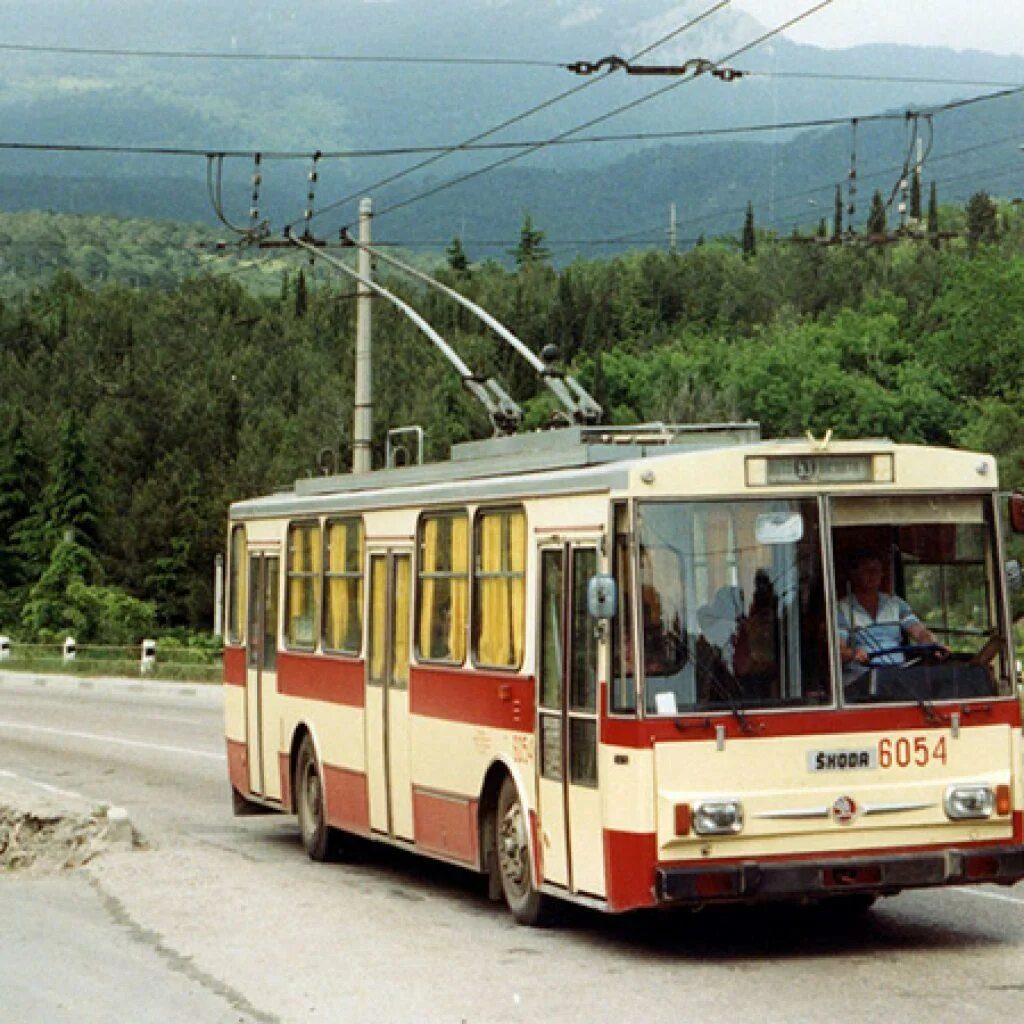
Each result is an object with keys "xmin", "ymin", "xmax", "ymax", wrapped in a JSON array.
[
  {"xmin": 286, "ymin": 232, "xmax": 522, "ymax": 436},
  {"xmin": 339, "ymin": 229, "xmax": 601, "ymax": 424},
  {"xmin": 564, "ymin": 55, "xmax": 745, "ymax": 81}
]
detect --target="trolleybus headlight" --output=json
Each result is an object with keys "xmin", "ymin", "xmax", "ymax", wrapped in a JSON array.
[
  {"xmin": 944, "ymin": 784, "xmax": 995, "ymax": 820},
  {"xmin": 692, "ymin": 800, "xmax": 744, "ymax": 835}
]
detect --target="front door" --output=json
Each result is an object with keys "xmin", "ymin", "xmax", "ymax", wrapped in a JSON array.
[
  {"xmin": 536, "ymin": 544, "xmax": 604, "ymax": 897},
  {"xmin": 245, "ymin": 552, "xmax": 279, "ymax": 798},
  {"xmin": 365, "ymin": 551, "xmax": 414, "ymax": 839}
]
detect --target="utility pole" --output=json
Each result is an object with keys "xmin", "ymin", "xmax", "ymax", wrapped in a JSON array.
[
  {"xmin": 669, "ymin": 202, "xmax": 678, "ymax": 253},
  {"xmin": 213, "ymin": 553, "xmax": 224, "ymax": 638},
  {"xmin": 353, "ymin": 197, "xmax": 373, "ymax": 474}
]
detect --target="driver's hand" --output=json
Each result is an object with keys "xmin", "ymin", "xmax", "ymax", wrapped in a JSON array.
[{"xmin": 854, "ymin": 647, "xmax": 870, "ymax": 665}]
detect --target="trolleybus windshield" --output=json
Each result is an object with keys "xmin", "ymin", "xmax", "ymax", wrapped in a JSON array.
[
  {"xmin": 831, "ymin": 493, "xmax": 1012, "ymax": 704},
  {"xmin": 636, "ymin": 498, "xmax": 830, "ymax": 715}
]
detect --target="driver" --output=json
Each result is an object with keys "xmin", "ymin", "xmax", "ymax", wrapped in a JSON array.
[{"xmin": 837, "ymin": 551, "xmax": 948, "ymax": 666}]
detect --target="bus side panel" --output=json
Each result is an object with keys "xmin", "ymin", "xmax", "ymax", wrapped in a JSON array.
[{"xmin": 409, "ymin": 665, "xmax": 536, "ymax": 865}]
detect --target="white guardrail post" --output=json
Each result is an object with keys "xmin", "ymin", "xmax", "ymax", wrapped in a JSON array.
[
  {"xmin": 0, "ymin": 635, "xmax": 9, "ymax": 662},
  {"xmin": 141, "ymin": 639, "xmax": 156, "ymax": 675},
  {"xmin": 63, "ymin": 636, "xmax": 76, "ymax": 663}
]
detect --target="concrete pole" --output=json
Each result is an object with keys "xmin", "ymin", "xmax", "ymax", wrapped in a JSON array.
[
  {"xmin": 353, "ymin": 197, "xmax": 374, "ymax": 474},
  {"xmin": 669, "ymin": 202, "xmax": 677, "ymax": 253},
  {"xmin": 213, "ymin": 553, "xmax": 224, "ymax": 638}
]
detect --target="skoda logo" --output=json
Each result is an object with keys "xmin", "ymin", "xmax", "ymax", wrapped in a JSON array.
[{"xmin": 832, "ymin": 796, "xmax": 858, "ymax": 826}]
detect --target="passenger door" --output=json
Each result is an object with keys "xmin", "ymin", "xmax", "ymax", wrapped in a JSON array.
[
  {"xmin": 536, "ymin": 544, "xmax": 605, "ymax": 897},
  {"xmin": 365, "ymin": 550, "xmax": 414, "ymax": 840},
  {"xmin": 245, "ymin": 552, "xmax": 280, "ymax": 799}
]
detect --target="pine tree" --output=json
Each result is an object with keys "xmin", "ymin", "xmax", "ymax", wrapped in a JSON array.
[
  {"xmin": 0, "ymin": 411, "xmax": 35, "ymax": 588},
  {"xmin": 509, "ymin": 213, "xmax": 550, "ymax": 270},
  {"xmin": 741, "ymin": 202, "xmax": 756, "ymax": 257},
  {"xmin": 866, "ymin": 190, "xmax": 887, "ymax": 236},
  {"xmin": 294, "ymin": 268, "xmax": 308, "ymax": 318},
  {"xmin": 833, "ymin": 183, "xmax": 843, "ymax": 239},
  {"xmin": 446, "ymin": 236, "xmax": 469, "ymax": 273}
]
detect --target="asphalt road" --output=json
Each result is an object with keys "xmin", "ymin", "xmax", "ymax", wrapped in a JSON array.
[{"xmin": 1, "ymin": 672, "xmax": 1023, "ymax": 1023}]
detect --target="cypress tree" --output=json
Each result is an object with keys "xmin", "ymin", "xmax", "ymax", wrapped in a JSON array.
[
  {"xmin": 294, "ymin": 268, "xmax": 308, "ymax": 318},
  {"xmin": 741, "ymin": 202, "xmax": 756, "ymax": 257},
  {"xmin": 910, "ymin": 169, "xmax": 922, "ymax": 222},
  {"xmin": 833, "ymin": 183, "xmax": 843, "ymax": 239},
  {"xmin": 866, "ymin": 190, "xmax": 887, "ymax": 236},
  {"xmin": 927, "ymin": 181, "xmax": 940, "ymax": 247},
  {"xmin": 817, "ymin": 217, "xmax": 828, "ymax": 238}
]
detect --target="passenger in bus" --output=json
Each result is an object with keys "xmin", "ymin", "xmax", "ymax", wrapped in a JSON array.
[
  {"xmin": 430, "ymin": 600, "xmax": 453, "ymax": 660},
  {"xmin": 837, "ymin": 551, "xmax": 948, "ymax": 667}
]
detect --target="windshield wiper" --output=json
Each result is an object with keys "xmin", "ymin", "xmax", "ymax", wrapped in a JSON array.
[{"xmin": 697, "ymin": 666, "xmax": 758, "ymax": 734}]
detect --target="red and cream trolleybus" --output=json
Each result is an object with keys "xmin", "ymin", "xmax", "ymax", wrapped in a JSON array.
[{"xmin": 222, "ymin": 423, "xmax": 1024, "ymax": 923}]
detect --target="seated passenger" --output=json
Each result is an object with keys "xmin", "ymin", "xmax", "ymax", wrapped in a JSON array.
[{"xmin": 837, "ymin": 551, "xmax": 948, "ymax": 667}]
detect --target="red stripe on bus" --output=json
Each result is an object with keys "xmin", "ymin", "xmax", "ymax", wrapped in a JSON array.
[
  {"xmin": 324, "ymin": 763, "xmax": 370, "ymax": 832},
  {"xmin": 223, "ymin": 646, "xmax": 246, "ymax": 686},
  {"xmin": 409, "ymin": 665, "xmax": 536, "ymax": 730},
  {"xmin": 226, "ymin": 738, "xmax": 248, "ymax": 794},
  {"xmin": 601, "ymin": 700, "xmax": 1021, "ymax": 748},
  {"xmin": 276, "ymin": 652, "xmax": 365, "ymax": 707},
  {"xmin": 603, "ymin": 830, "xmax": 659, "ymax": 912},
  {"xmin": 412, "ymin": 789, "xmax": 479, "ymax": 866}
]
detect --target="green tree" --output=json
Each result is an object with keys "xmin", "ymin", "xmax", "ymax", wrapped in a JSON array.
[
  {"xmin": 866, "ymin": 190, "xmax": 887, "ymax": 236},
  {"xmin": 509, "ymin": 213, "xmax": 550, "ymax": 270},
  {"xmin": 965, "ymin": 191, "xmax": 998, "ymax": 252},
  {"xmin": 446, "ymin": 236, "xmax": 469, "ymax": 273},
  {"xmin": 833, "ymin": 183, "xmax": 844, "ymax": 239},
  {"xmin": 294, "ymin": 268, "xmax": 308, "ymax": 318},
  {"xmin": 927, "ymin": 181, "xmax": 940, "ymax": 248},
  {"xmin": 910, "ymin": 168, "xmax": 922, "ymax": 222},
  {"xmin": 0, "ymin": 411, "xmax": 35, "ymax": 589},
  {"xmin": 741, "ymin": 201, "xmax": 756, "ymax": 257},
  {"xmin": 817, "ymin": 217, "xmax": 827, "ymax": 238}
]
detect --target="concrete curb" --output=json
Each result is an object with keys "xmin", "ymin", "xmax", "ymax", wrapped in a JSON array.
[{"xmin": 0, "ymin": 669, "xmax": 223, "ymax": 707}]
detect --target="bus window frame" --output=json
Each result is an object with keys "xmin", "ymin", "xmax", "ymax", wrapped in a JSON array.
[
  {"xmin": 470, "ymin": 503, "xmax": 527, "ymax": 674},
  {"xmin": 608, "ymin": 499, "xmax": 641, "ymax": 719},
  {"xmin": 414, "ymin": 507, "xmax": 470, "ymax": 667},
  {"xmin": 227, "ymin": 523, "xmax": 246, "ymax": 647},
  {"xmin": 631, "ymin": 494, "xmax": 839, "ymax": 719},
  {"xmin": 322, "ymin": 515, "xmax": 365, "ymax": 658},
  {"xmin": 829, "ymin": 489, "xmax": 1018, "ymax": 706},
  {"xmin": 284, "ymin": 519, "xmax": 322, "ymax": 653}
]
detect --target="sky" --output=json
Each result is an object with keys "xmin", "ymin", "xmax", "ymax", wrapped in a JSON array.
[{"xmin": 736, "ymin": 0, "xmax": 1024, "ymax": 55}]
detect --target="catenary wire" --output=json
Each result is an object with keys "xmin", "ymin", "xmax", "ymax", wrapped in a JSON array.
[
  {"xmin": 347, "ymin": 0, "xmax": 840, "ymax": 226},
  {"xmin": 299, "ymin": 0, "xmax": 732, "ymax": 228}
]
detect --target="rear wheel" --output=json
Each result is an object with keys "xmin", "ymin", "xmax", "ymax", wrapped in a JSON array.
[
  {"xmin": 496, "ymin": 777, "xmax": 549, "ymax": 926},
  {"xmin": 295, "ymin": 735, "xmax": 338, "ymax": 861}
]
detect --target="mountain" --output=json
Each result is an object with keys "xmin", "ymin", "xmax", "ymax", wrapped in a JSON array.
[{"xmin": 0, "ymin": 1, "xmax": 1022, "ymax": 256}]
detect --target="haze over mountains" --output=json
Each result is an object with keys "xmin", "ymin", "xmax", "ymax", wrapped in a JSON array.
[{"xmin": 0, "ymin": 1, "xmax": 1022, "ymax": 256}]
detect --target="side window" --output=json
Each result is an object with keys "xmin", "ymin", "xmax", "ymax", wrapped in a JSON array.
[
  {"xmin": 473, "ymin": 508, "xmax": 526, "ymax": 669},
  {"xmin": 228, "ymin": 524, "xmax": 246, "ymax": 645},
  {"xmin": 286, "ymin": 522, "xmax": 321, "ymax": 650},
  {"xmin": 611, "ymin": 503, "xmax": 637, "ymax": 713},
  {"xmin": 417, "ymin": 511, "xmax": 469, "ymax": 663},
  {"xmin": 323, "ymin": 518, "xmax": 364, "ymax": 654}
]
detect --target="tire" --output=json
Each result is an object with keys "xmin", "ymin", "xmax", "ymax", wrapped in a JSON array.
[
  {"xmin": 496, "ymin": 776, "xmax": 549, "ymax": 926},
  {"xmin": 295, "ymin": 735, "xmax": 338, "ymax": 862}
]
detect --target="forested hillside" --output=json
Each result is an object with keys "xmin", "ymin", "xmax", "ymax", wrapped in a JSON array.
[{"xmin": 1, "ymin": 198, "xmax": 1022, "ymax": 640}]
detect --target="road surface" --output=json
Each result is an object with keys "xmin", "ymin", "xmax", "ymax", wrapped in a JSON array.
[{"xmin": 1, "ymin": 671, "xmax": 1023, "ymax": 1023}]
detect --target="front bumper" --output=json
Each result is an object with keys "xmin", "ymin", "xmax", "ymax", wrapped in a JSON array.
[{"xmin": 655, "ymin": 846, "xmax": 1024, "ymax": 904}]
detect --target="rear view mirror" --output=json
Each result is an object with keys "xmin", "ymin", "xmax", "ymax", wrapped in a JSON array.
[
  {"xmin": 755, "ymin": 512, "xmax": 804, "ymax": 546},
  {"xmin": 587, "ymin": 574, "xmax": 617, "ymax": 619},
  {"xmin": 1009, "ymin": 492, "xmax": 1024, "ymax": 534}
]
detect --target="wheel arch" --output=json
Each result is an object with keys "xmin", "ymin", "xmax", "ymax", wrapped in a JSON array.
[
  {"xmin": 286, "ymin": 721, "xmax": 323, "ymax": 814},
  {"xmin": 478, "ymin": 756, "xmax": 541, "ymax": 890}
]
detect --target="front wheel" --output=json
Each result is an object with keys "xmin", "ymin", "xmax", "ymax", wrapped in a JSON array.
[
  {"xmin": 496, "ymin": 777, "xmax": 550, "ymax": 926},
  {"xmin": 295, "ymin": 735, "xmax": 339, "ymax": 861}
]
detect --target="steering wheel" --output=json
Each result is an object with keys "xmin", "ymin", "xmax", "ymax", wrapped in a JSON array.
[{"xmin": 865, "ymin": 643, "xmax": 943, "ymax": 667}]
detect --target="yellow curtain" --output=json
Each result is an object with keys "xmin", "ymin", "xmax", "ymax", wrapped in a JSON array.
[
  {"xmin": 230, "ymin": 526, "xmax": 246, "ymax": 643},
  {"xmin": 509, "ymin": 512, "xmax": 525, "ymax": 666},
  {"xmin": 449, "ymin": 516, "xmax": 468, "ymax": 662},
  {"xmin": 476, "ymin": 511, "xmax": 524, "ymax": 667},
  {"xmin": 394, "ymin": 558, "xmax": 411, "ymax": 685},
  {"xmin": 370, "ymin": 557, "xmax": 387, "ymax": 681},
  {"xmin": 418, "ymin": 517, "xmax": 438, "ymax": 657},
  {"xmin": 326, "ymin": 520, "xmax": 361, "ymax": 652}
]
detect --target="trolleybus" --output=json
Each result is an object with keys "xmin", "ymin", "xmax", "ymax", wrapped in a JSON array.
[{"xmin": 223, "ymin": 423, "xmax": 1024, "ymax": 923}]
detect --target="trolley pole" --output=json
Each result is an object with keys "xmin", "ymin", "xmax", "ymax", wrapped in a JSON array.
[{"xmin": 353, "ymin": 197, "xmax": 374, "ymax": 474}]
